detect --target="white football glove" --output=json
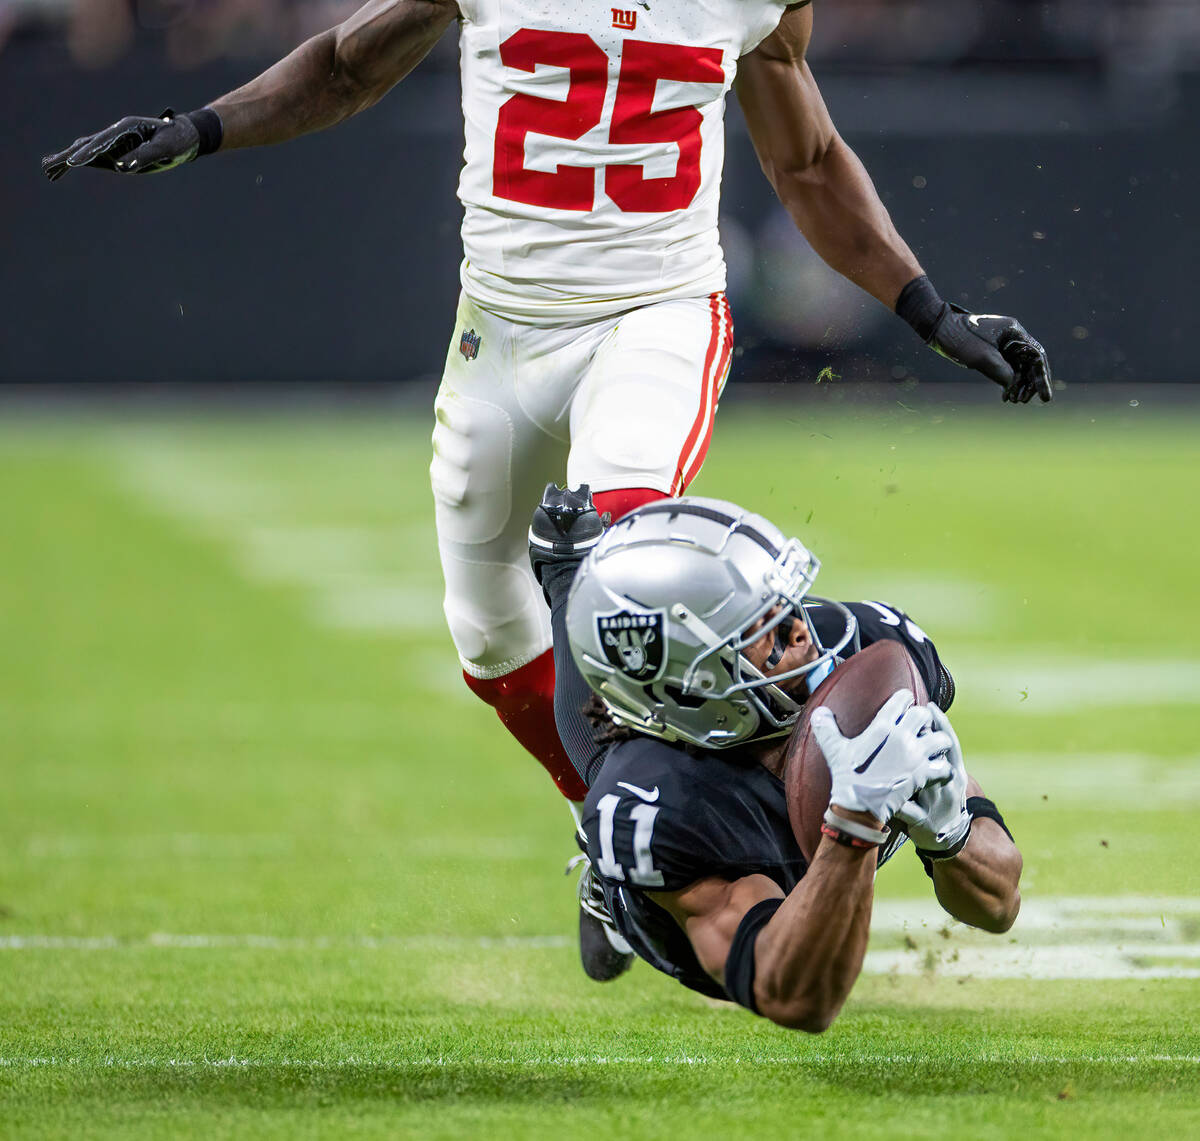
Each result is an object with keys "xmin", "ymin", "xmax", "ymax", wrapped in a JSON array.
[
  {"xmin": 893, "ymin": 704, "xmax": 972, "ymax": 856},
  {"xmin": 810, "ymin": 689, "xmax": 953, "ymax": 825}
]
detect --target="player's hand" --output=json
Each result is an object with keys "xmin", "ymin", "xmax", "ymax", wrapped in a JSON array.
[
  {"xmin": 42, "ymin": 110, "xmax": 200, "ymax": 181},
  {"xmin": 894, "ymin": 705, "xmax": 971, "ymax": 856},
  {"xmin": 929, "ymin": 304, "xmax": 1052, "ymax": 404},
  {"xmin": 811, "ymin": 690, "xmax": 953, "ymax": 825}
]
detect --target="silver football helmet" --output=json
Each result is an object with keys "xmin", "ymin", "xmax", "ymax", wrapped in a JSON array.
[{"xmin": 566, "ymin": 496, "xmax": 856, "ymax": 749}]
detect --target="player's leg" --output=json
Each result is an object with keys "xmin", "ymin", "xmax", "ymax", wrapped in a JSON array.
[
  {"xmin": 568, "ymin": 292, "xmax": 734, "ymax": 503},
  {"xmin": 431, "ymin": 295, "xmax": 589, "ymax": 800},
  {"xmin": 591, "ymin": 486, "xmax": 663, "ymax": 521}
]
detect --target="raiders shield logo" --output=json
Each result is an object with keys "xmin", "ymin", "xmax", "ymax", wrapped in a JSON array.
[{"xmin": 597, "ymin": 609, "xmax": 667, "ymax": 682}]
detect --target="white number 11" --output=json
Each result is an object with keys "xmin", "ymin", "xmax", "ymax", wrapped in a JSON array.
[{"xmin": 595, "ymin": 793, "xmax": 665, "ymax": 887}]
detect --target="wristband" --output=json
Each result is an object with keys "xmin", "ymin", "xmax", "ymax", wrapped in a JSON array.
[
  {"xmin": 965, "ymin": 795, "xmax": 1014, "ymax": 842},
  {"xmin": 186, "ymin": 107, "xmax": 224, "ymax": 156},
  {"xmin": 824, "ymin": 807, "xmax": 889, "ymax": 847},
  {"xmin": 821, "ymin": 823, "xmax": 879, "ymax": 850},
  {"xmin": 895, "ymin": 275, "xmax": 949, "ymax": 343}
]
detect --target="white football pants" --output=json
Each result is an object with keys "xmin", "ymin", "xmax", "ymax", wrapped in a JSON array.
[{"xmin": 431, "ymin": 290, "xmax": 733, "ymax": 680}]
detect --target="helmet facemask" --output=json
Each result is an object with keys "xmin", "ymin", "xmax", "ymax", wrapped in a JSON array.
[{"xmin": 670, "ymin": 538, "xmax": 849, "ymax": 744}]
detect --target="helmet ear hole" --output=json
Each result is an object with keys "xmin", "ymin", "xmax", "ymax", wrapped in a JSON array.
[{"xmin": 662, "ymin": 683, "xmax": 706, "ymax": 710}]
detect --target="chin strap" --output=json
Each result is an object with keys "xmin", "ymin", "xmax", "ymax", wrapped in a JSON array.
[{"xmin": 763, "ymin": 613, "xmax": 794, "ymax": 670}]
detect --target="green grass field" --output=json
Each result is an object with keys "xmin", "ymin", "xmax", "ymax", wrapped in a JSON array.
[{"xmin": 2, "ymin": 397, "xmax": 1198, "ymax": 1138}]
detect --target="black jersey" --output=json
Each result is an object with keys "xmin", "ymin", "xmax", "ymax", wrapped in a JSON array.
[{"xmin": 580, "ymin": 600, "xmax": 952, "ymax": 1002}]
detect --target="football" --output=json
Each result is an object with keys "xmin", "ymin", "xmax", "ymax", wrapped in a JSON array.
[{"xmin": 784, "ymin": 640, "xmax": 929, "ymax": 862}]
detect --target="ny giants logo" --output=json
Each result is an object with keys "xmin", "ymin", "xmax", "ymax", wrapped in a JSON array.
[
  {"xmin": 611, "ymin": 8, "xmax": 637, "ymax": 30},
  {"xmin": 597, "ymin": 608, "xmax": 666, "ymax": 682},
  {"xmin": 459, "ymin": 328, "xmax": 481, "ymax": 361}
]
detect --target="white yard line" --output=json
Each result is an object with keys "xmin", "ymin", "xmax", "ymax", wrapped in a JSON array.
[
  {"xmin": 871, "ymin": 895, "xmax": 1200, "ymax": 935},
  {"xmin": 316, "ymin": 584, "xmax": 448, "ymax": 631},
  {"xmin": 869, "ymin": 896, "xmax": 1200, "ymax": 978},
  {"xmin": 958, "ymin": 752, "xmax": 1200, "ymax": 806},
  {"xmin": 19, "ymin": 831, "xmax": 534, "ymax": 861},
  {"xmin": 6, "ymin": 896, "xmax": 1200, "ymax": 979},
  {"xmin": 952, "ymin": 657, "xmax": 1200, "ymax": 711},
  {"xmin": 0, "ymin": 933, "xmax": 572, "ymax": 951},
  {"xmin": 1, "ymin": 1054, "xmax": 1197, "ymax": 1069},
  {"xmin": 108, "ymin": 445, "xmax": 448, "ymax": 635},
  {"xmin": 820, "ymin": 577, "xmax": 998, "ymax": 633},
  {"xmin": 865, "ymin": 944, "xmax": 1200, "ymax": 980}
]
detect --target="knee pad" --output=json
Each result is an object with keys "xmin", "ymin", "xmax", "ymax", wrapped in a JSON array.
[{"xmin": 443, "ymin": 572, "xmax": 550, "ymax": 679}]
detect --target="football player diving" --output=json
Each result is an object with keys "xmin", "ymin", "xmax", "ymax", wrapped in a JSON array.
[
  {"xmin": 529, "ymin": 485, "xmax": 1021, "ymax": 1028},
  {"xmin": 44, "ymin": 0, "xmax": 1046, "ymax": 978}
]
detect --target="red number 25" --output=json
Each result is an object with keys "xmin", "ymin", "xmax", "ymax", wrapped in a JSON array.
[{"xmin": 493, "ymin": 29, "xmax": 725, "ymax": 214}]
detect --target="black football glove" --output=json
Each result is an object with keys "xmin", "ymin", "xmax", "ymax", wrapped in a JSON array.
[
  {"xmin": 895, "ymin": 275, "xmax": 1052, "ymax": 404},
  {"xmin": 42, "ymin": 108, "xmax": 221, "ymax": 182}
]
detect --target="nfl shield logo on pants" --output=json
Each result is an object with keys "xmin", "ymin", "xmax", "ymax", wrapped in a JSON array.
[
  {"xmin": 459, "ymin": 328, "xmax": 482, "ymax": 361},
  {"xmin": 597, "ymin": 609, "xmax": 667, "ymax": 682}
]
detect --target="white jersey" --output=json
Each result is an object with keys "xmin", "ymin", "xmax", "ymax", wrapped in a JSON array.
[{"xmin": 456, "ymin": 0, "xmax": 788, "ymax": 323}]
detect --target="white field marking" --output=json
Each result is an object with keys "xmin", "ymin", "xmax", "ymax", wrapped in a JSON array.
[
  {"xmin": 868, "ymin": 895, "xmax": 1200, "ymax": 979},
  {"xmin": 24, "ymin": 833, "xmax": 297, "ymax": 860},
  {"xmin": 316, "ymin": 584, "xmax": 448, "ymax": 632},
  {"xmin": 6, "ymin": 897, "xmax": 1200, "ymax": 979},
  {"xmin": 823, "ymin": 578, "xmax": 997, "ymax": 633},
  {"xmin": 107, "ymin": 445, "xmax": 447, "ymax": 635},
  {"xmin": 865, "ymin": 946, "xmax": 1200, "ymax": 980},
  {"xmin": 109, "ymin": 447, "xmax": 284, "ymax": 522},
  {"xmin": 951, "ymin": 657, "xmax": 1200, "ymax": 711},
  {"xmin": 2, "ymin": 694, "xmax": 477, "ymax": 734},
  {"xmin": 1, "ymin": 1054, "xmax": 1197, "ymax": 1069},
  {"xmin": 239, "ymin": 526, "xmax": 391, "ymax": 580},
  {"xmin": 961, "ymin": 753, "xmax": 1200, "ymax": 806},
  {"xmin": 0, "ymin": 934, "xmax": 572, "ymax": 951},
  {"xmin": 871, "ymin": 895, "xmax": 1200, "ymax": 941},
  {"xmin": 21, "ymin": 832, "xmax": 538, "ymax": 862}
]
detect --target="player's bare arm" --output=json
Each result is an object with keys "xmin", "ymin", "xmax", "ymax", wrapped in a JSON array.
[
  {"xmin": 894, "ymin": 709, "xmax": 1022, "ymax": 932},
  {"xmin": 736, "ymin": 5, "xmax": 1053, "ymax": 404},
  {"xmin": 654, "ymin": 830, "xmax": 877, "ymax": 1032},
  {"xmin": 42, "ymin": 0, "xmax": 458, "ymax": 177},
  {"xmin": 924, "ymin": 777, "xmax": 1022, "ymax": 933},
  {"xmin": 736, "ymin": 5, "xmax": 922, "ymax": 311},
  {"xmin": 213, "ymin": 0, "xmax": 458, "ymax": 149}
]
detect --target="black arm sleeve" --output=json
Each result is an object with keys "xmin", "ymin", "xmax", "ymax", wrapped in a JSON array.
[
  {"xmin": 543, "ymin": 560, "xmax": 609, "ymax": 791},
  {"xmin": 724, "ymin": 897, "xmax": 784, "ymax": 1013}
]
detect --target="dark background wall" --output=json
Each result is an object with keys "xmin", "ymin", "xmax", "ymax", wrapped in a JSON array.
[{"xmin": 3, "ymin": 25, "xmax": 1196, "ymax": 386}]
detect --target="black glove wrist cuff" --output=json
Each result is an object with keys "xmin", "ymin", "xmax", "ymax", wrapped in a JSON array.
[
  {"xmin": 186, "ymin": 107, "xmax": 223, "ymax": 156},
  {"xmin": 895, "ymin": 274, "xmax": 948, "ymax": 343},
  {"xmin": 916, "ymin": 795, "xmax": 1015, "ymax": 863}
]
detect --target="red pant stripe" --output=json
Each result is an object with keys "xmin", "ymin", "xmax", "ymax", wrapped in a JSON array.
[
  {"xmin": 671, "ymin": 293, "xmax": 724, "ymax": 496},
  {"xmin": 673, "ymin": 293, "xmax": 732, "ymax": 494}
]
